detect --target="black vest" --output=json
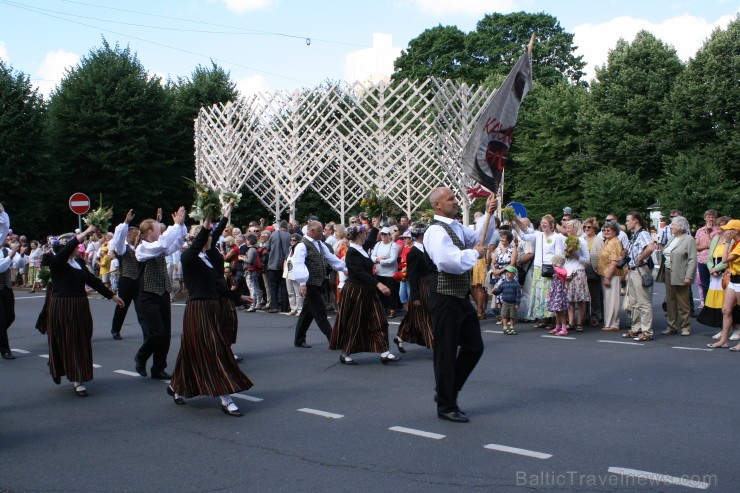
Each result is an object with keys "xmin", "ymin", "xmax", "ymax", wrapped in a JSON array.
[
  {"xmin": 301, "ymin": 237, "xmax": 326, "ymax": 287},
  {"xmin": 430, "ymin": 220, "xmax": 471, "ymax": 299}
]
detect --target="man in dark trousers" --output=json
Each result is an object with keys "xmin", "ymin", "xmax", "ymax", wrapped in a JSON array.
[
  {"xmin": 292, "ymin": 220, "xmax": 346, "ymax": 348},
  {"xmin": 110, "ymin": 209, "xmax": 142, "ymax": 340},
  {"xmin": 423, "ymin": 187, "xmax": 495, "ymax": 423},
  {"xmin": 265, "ymin": 220, "xmax": 292, "ymax": 313},
  {"xmin": 0, "ymin": 204, "xmax": 18, "ymax": 360}
]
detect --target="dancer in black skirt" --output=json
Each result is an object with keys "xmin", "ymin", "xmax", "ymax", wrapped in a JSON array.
[
  {"xmin": 395, "ymin": 223, "xmax": 434, "ymax": 352},
  {"xmin": 47, "ymin": 226, "xmax": 125, "ymax": 396},
  {"xmin": 168, "ymin": 217, "xmax": 254, "ymax": 416},
  {"xmin": 329, "ymin": 225, "xmax": 400, "ymax": 365}
]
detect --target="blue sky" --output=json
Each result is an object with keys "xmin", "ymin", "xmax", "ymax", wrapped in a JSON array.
[{"xmin": 0, "ymin": 0, "xmax": 737, "ymax": 97}]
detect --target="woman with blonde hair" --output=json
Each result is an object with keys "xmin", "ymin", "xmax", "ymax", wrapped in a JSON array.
[
  {"xmin": 563, "ymin": 219, "xmax": 591, "ymax": 331},
  {"xmin": 582, "ymin": 217, "xmax": 604, "ymax": 326},
  {"xmin": 706, "ymin": 218, "xmax": 740, "ymax": 349}
]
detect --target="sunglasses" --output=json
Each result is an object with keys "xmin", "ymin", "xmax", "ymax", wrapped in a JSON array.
[{"xmin": 583, "ymin": 226, "xmax": 593, "ymax": 230}]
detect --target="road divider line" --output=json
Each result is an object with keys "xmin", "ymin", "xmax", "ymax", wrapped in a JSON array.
[
  {"xmin": 389, "ymin": 426, "xmax": 445, "ymax": 440},
  {"xmin": 541, "ymin": 335, "xmax": 575, "ymax": 340},
  {"xmin": 114, "ymin": 370, "xmax": 144, "ymax": 377},
  {"xmin": 11, "ymin": 348, "xmax": 30, "ymax": 354},
  {"xmin": 672, "ymin": 347, "xmax": 713, "ymax": 352},
  {"xmin": 484, "ymin": 330, "xmax": 504, "ymax": 334},
  {"xmin": 14, "ymin": 295, "xmax": 47, "ymax": 300},
  {"xmin": 231, "ymin": 393, "xmax": 264, "ymax": 402},
  {"xmin": 484, "ymin": 444, "xmax": 552, "ymax": 459},
  {"xmin": 598, "ymin": 340, "xmax": 644, "ymax": 346},
  {"xmin": 388, "ymin": 321, "xmax": 400, "ymax": 325},
  {"xmin": 607, "ymin": 467, "xmax": 710, "ymax": 490},
  {"xmin": 297, "ymin": 408, "xmax": 343, "ymax": 419},
  {"xmin": 92, "ymin": 364, "xmax": 101, "ymax": 368},
  {"xmin": 39, "ymin": 354, "xmax": 49, "ymax": 359}
]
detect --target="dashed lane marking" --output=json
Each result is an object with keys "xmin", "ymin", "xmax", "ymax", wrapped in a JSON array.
[
  {"xmin": 389, "ymin": 426, "xmax": 445, "ymax": 440},
  {"xmin": 540, "ymin": 335, "xmax": 575, "ymax": 340},
  {"xmin": 484, "ymin": 444, "xmax": 552, "ymax": 459},
  {"xmin": 672, "ymin": 346, "xmax": 713, "ymax": 352},
  {"xmin": 598, "ymin": 340, "xmax": 644, "ymax": 346},
  {"xmin": 297, "ymin": 408, "xmax": 343, "ymax": 419},
  {"xmin": 114, "ymin": 370, "xmax": 144, "ymax": 377},
  {"xmin": 93, "ymin": 364, "xmax": 102, "ymax": 368},
  {"xmin": 484, "ymin": 330, "xmax": 504, "ymax": 334},
  {"xmin": 14, "ymin": 295, "xmax": 47, "ymax": 300},
  {"xmin": 231, "ymin": 393, "xmax": 264, "ymax": 402},
  {"xmin": 39, "ymin": 354, "xmax": 49, "ymax": 359},
  {"xmin": 11, "ymin": 349, "xmax": 30, "ymax": 354},
  {"xmin": 607, "ymin": 467, "xmax": 710, "ymax": 490}
]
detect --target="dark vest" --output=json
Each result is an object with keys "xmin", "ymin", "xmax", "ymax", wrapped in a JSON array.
[
  {"xmin": 301, "ymin": 237, "xmax": 325, "ymax": 287},
  {"xmin": 430, "ymin": 220, "xmax": 471, "ymax": 299},
  {"xmin": 141, "ymin": 255, "xmax": 171, "ymax": 295},
  {"xmin": 0, "ymin": 248, "xmax": 11, "ymax": 289},
  {"xmin": 120, "ymin": 245, "xmax": 139, "ymax": 280}
]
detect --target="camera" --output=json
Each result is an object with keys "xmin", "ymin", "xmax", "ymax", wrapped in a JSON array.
[{"xmin": 617, "ymin": 254, "xmax": 631, "ymax": 269}]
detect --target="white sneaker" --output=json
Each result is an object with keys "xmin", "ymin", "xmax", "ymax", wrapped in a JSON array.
[
  {"xmin": 286, "ymin": 310, "xmax": 297, "ymax": 316},
  {"xmin": 712, "ymin": 332, "xmax": 722, "ymax": 340},
  {"xmin": 731, "ymin": 331, "xmax": 740, "ymax": 341}
]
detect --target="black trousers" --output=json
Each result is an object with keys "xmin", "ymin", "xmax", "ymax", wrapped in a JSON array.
[
  {"xmin": 0, "ymin": 286, "xmax": 15, "ymax": 353},
  {"xmin": 294, "ymin": 284, "xmax": 332, "ymax": 345},
  {"xmin": 110, "ymin": 276, "xmax": 141, "ymax": 335},
  {"xmin": 267, "ymin": 269, "xmax": 289, "ymax": 311},
  {"xmin": 428, "ymin": 292, "xmax": 484, "ymax": 413},
  {"xmin": 135, "ymin": 291, "xmax": 171, "ymax": 371}
]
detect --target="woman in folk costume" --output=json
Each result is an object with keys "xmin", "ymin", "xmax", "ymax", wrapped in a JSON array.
[
  {"xmin": 168, "ymin": 216, "xmax": 254, "ymax": 416},
  {"xmin": 395, "ymin": 223, "xmax": 434, "ymax": 352},
  {"xmin": 330, "ymin": 225, "xmax": 401, "ymax": 365},
  {"xmin": 46, "ymin": 226, "xmax": 125, "ymax": 396}
]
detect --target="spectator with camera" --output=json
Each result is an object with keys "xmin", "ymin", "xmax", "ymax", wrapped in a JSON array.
[
  {"xmin": 622, "ymin": 211, "xmax": 657, "ymax": 341},
  {"xmin": 656, "ymin": 215, "xmax": 697, "ymax": 336}
]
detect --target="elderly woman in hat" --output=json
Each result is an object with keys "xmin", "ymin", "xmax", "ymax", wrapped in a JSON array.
[{"xmin": 371, "ymin": 226, "xmax": 399, "ymax": 318}]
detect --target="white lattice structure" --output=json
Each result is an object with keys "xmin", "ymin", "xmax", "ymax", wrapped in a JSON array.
[{"xmin": 194, "ymin": 78, "xmax": 492, "ymax": 224}]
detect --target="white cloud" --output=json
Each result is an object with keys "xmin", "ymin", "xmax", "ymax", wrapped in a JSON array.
[
  {"xmin": 0, "ymin": 41, "xmax": 8, "ymax": 61},
  {"xmin": 217, "ymin": 0, "xmax": 278, "ymax": 14},
  {"xmin": 400, "ymin": 0, "xmax": 525, "ymax": 16},
  {"xmin": 236, "ymin": 74, "xmax": 271, "ymax": 97},
  {"xmin": 35, "ymin": 49, "xmax": 80, "ymax": 97},
  {"xmin": 573, "ymin": 11, "xmax": 738, "ymax": 82}
]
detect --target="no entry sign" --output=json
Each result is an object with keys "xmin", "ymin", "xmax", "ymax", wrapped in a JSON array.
[{"xmin": 69, "ymin": 193, "xmax": 91, "ymax": 215}]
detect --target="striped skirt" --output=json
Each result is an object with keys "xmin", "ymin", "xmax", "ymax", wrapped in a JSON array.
[
  {"xmin": 330, "ymin": 282, "xmax": 389, "ymax": 355},
  {"xmin": 47, "ymin": 296, "xmax": 94, "ymax": 383},
  {"xmin": 171, "ymin": 299, "xmax": 253, "ymax": 398},
  {"xmin": 396, "ymin": 276, "xmax": 433, "ymax": 348},
  {"xmin": 220, "ymin": 297, "xmax": 238, "ymax": 344}
]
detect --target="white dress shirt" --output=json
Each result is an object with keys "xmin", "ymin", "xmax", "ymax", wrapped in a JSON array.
[
  {"xmin": 291, "ymin": 239, "xmax": 346, "ymax": 287},
  {"xmin": 423, "ymin": 215, "xmax": 483, "ymax": 275},
  {"xmin": 136, "ymin": 224, "xmax": 187, "ymax": 261}
]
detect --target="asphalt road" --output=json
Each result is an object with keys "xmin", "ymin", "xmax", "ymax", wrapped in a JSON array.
[{"xmin": 1, "ymin": 284, "xmax": 737, "ymax": 492}]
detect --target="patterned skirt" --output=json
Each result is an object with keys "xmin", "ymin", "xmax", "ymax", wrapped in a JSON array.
[
  {"xmin": 566, "ymin": 269, "xmax": 590, "ymax": 302},
  {"xmin": 330, "ymin": 281, "xmax": 389, "ymax": 355},
  {"xmin": 47, "ymin": 296, "xmax": 94, "ymax": 383},
  {"xmin": 526, "ymin": 267, "xmax": 553, "ymax": 319},
  {"xmin": 547, "ymin": 277, "xmax": 570, "ymax": 313},
  {"xmin": 171, "ymin": 299, "xmax": 253, "ymax": 398},
  {"xmin": 697, "ymin": 275, "xmax": 740, "ymax": 327},
  {"xmin": 396, "ymin": 276, "xmax": 433, "ymax": 348},
  {"xmin": 220, "ymin": 297, "xmax": 238, "ymax": 344}
]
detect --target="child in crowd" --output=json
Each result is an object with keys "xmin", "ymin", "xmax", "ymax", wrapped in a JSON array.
[
  {"xmin": 109, "ymin": 251, "xmax": 119, "ymax": 294},
  {"xmin": 98, "ymin": 246, "xmax": 111, "ymax": 289},
  {"xmin": 492, "ymin": 265, "xmax": 522, "ymax": 335},
  {"xmin": 547, "ymin": 254, "xmax": 570, "ymax": 336},
  {"xmin": 242, "ymin": 234, "xmax": 263, "ymax": 313}
]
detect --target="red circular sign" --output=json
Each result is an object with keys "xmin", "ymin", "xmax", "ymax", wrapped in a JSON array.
[{"xmin": 69, "ymin": 192, "xmax": 91, "ymax": 215}]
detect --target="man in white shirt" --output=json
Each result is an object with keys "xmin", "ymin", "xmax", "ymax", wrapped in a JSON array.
[{"xmin": 0, "ymin": 204, "xmax": 19, "ymax": 360}]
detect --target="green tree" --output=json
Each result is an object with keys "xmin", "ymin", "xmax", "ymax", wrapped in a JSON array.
[
  {"xmin": 392, "ymin": 25, "xmax": 473, "ymax": 82},
  {"xmin": 580, "ymin": 167, "xmax": 648, "ymax": 220},
  {"xmin": 47, "ymin": 40, "xmax": 180, "ymax": 231},
  {"xmin": 579, "ymin": 31, "xmax": 684, "ymax": 185},
  {"xmin": 0, "ymin": 60, "xmax": 48, "ymax": 237}
]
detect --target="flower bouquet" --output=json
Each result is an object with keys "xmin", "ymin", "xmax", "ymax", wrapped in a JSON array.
[
  {"xmin": 360, "ymin": 186, "xmax": 387, "ymax": 219},
  {"xmin": 185, "ymin": 178, "xmax": 221, "ymax": 222},
  {"xmin": 37, "ymin": 267, "xmax": 51, "ymax": 287},
  {"xmin": 393, "ymin": 270, "xmax": 407, "ymax": 282},
  {"xmin": 501, "ymin": 206, "xmax": 517, "ymax": 223},
  {"xmin": 84, "ymin": 206, "xmax": 113, "ymax": 233},
  {"xmin": 564, "ymin": 236, "xmax": 580, "ymax": 258},
  {"xmin": 221, "ymin": 191, "xmax": 241, "ymax": 208}
]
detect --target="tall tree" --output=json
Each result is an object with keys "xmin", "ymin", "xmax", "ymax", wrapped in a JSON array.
[
  {"xmin": 0, "ymin": 60, "xmax": 48, "ymax": 237},
  {"xmin": 392, "ymin": 25, "xmax": 473, "ymax": 82},
  {"xmin": 47, "ymin": 40, "xmax": 179, "ymax": 230},
  {"xmin": 579, "ymin": 31, "xmax": 684, "ymax": 191}
]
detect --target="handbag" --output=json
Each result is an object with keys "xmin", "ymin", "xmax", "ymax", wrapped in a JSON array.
[
  {"xmin": 721, "ymin": 270, "xmax": 731, "ymax": 290},
  {"xmin": 655, "ymin": 258, "xmax": 666, "ymax": 283},
  {"xmin": 584, "ymin": 263, "xmax": 599, "ymax": 281},
  {"xmin": 538, "ymin": 235, "xmax": 554, "ymax": 277},
  {"xmin": 640, "ymin": 265, "xmax": 654, "ymax": 287}
]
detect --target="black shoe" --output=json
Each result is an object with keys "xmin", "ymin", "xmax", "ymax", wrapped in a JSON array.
[
  {"xmin": 380, "ymin": 354, "xmax": 401, "ymax": 364},
  {"xmin": 294, "ymin": 342, "xmax": 312, "ymax": 348},
  {"xmin": 167, "ymin": 385, "xmax": 186, "ymax": 405},
  {"xmin": 437, "ymin": 410, "xmax": 469, "ymax": 423},
  {"xmin": 1, "ymin": 352, "xmax": 16, "ymax": 360},
  {"xmin": 151, "ymin": 370, "xmax": 172, "ymax": 380},
  {"xmin": 234, "ymin": 355, "xmax": 244, "ymax": 363},
  {"xmin": 74, "ymin": 385, "xmax": 88, "ymax": 397},
  {"xmin": 339, "ymin": 354, "xmax": 357, "ymax": 365},
  {"xmin": 112, "ymin": 333, "xmax": 122, "ymax": 340},
  {"xmin": 134, "ymin": 357, "xmax": 147, "ymax": 377},
  {"xmin": 52, "ymin": 374, "xmax": 61, "ymax": 385},
  {"xmin": 392, "ymin": 336, "xmax": 406, "ymax": 353},
  {"xmin": 221, "ymin": 404, "xmax": 244, "ymax": 417}
]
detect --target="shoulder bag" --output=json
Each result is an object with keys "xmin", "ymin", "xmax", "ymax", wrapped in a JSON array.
[{"xmin": 539, "ymin": 234, "xmax": 554, "ymax": 278}]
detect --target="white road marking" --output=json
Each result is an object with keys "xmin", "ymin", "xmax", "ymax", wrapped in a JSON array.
[
  {"xmin": 388, "ymin": 321, "xmax": 400, "ymax": 325},
  {"xmin": 14, "ymin": 295, "xmax": 47, "ymax": 299},
  {"xmin": 484, "ymin": 330, "xmax": 504, "ymax": 334},
  {"xmin": 172, "ymin": 303, "xmax": 186, "ymax": 306},
  {"xmin": 231, "ymin": 393, "xmax": 264, "ymax": 402},
  {"xmin": 389, "ymin": 426, "xmax": 445, "ymax": 440},
  {"xmin": 92, "ymin": 364, "xmax": 101, "ymax": 368},
  {"xmin": 11, "ymin": 349, "xmax": 30, "ymax": 354},
  {"xmin": 297, "ymin": 408, "xmax": 343, "ymax": 419},
  {"xmin": 114, "ymin": 370, "xmax": 144, "ymax": 377},
  {"xmin": 541, "ymin": 335, "xmax": 575, "ymax": 340},
  {"xmin": 39, "ymin": 354, "xmax": 49, "ymax": 359},
  {"xmin": 598, "ymin": 340, "xmax": 644, "ymax": 346},
  {"xmin": 672, "ymin": 346, "xmax": 713, "ymax": 352},
  {"xmin": 484, "ymin": 444, "xmax": 552, "ymax": 459},
  {"xmin": 607, "ymin": 467, "xmax": 710, "ymax": 490}
]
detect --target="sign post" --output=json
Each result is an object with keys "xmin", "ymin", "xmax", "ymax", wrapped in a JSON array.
[{"xmin": 69, "ymin": 192, "xmax": 91, "ymax": 232}]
